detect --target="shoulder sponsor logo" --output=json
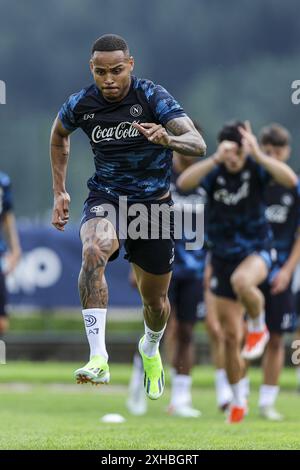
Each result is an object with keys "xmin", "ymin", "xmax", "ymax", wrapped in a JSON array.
[
  {"xmin": 130, "ymin": 104, "xmax": 143, "ymax": 117},
  {"xmin": 91, "ymin": 121, "xmax": 140, "ymax": 143}
]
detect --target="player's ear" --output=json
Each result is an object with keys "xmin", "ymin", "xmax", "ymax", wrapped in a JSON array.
[
  {"xmin": 89, "ymin": 59, "xmax": 94, "ymax": 75},
  {"xmin": 129, "ymin": 56, "xmax": 134, "ymax": 72}
]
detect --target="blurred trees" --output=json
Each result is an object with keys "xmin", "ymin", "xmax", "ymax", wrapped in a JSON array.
[{"xmin": 0, "ymin": 0, "xmax": 299, "ymax": 219}]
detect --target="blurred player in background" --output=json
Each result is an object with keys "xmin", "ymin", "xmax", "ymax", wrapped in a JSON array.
[
  {"xmin": 50, "ymin": 34, "xmax": 206, "ymax": 399},
  {"xmin": 127, "ymin": 140, "xmax": 206, "ymax": 417},
  {"xmin": 127, "ymin": 136, "xmax": 232, "ymax": 416},
  {"xmin": 178, "ymin": 121, "xmax": 297, "ymax": 423},
  {"xmin": 257, "ymin": 124, "xmax": 300, "ymax": 420},
  {"xmin": 0, "ymin": 172, "xmax": 21, "ymax": 336},
  {"xmin": 204, "ymin": 262, "xmax": 233, "ymax": 411}
]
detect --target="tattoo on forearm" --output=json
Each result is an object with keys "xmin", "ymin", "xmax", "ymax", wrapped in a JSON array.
[{"xmin": 166, "ymin": 117, "xmax": 206, "ymax": 156}]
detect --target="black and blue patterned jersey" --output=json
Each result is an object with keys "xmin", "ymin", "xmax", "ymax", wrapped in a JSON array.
[
  {"xmin": 0, "ymin": 172, "xmax": 13, "ymax": 255},
  {"xmin": 265, "ymin": 178, "xmax": 300, "ymax": 266},
  {"xmin": 58, "ymin": 76, "xmax": 186, "ymax": 202},
  {"xmin": 202, "ymin": 156, "xmax": 273, "ymax": 261},
  {"xmin": 171, "ymin": 169, "xmax": 207, "ymax": 280}
]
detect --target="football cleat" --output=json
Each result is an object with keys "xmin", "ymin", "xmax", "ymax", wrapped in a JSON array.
[
  {"xmin": 74, "ymin": 355, "xmax": 110, "ymax": 385},
  {"xmin": 138, "ymin": 336, "xmax": 165, "ymax": 400},
  {"xmin": 242, "ymin": 327, "xmax": 270, "ymax": 360}
]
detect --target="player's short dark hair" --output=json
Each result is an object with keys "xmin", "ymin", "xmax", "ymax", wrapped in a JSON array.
[
  {"xmin": 259, "ymin": 123, "xmax": 291, "ymax": 147},
  {"xmin": 91, "ymin": 34, "xmax": 129, "ymax": 56},
  {"xmin": 217, "ymin": 120, "xmax": 245, "ymax": 147}
]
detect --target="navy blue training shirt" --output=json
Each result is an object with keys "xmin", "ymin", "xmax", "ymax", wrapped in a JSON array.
[
  {"xmin": 58, "ymin": 76, "xmax": 186, "ymax": 202},
  {"xmin": 202, "ymin": 156, "xmax": 273, "ymax": 261},
  {"xmin": 265, "ymin": 178, "xmax": 300, "ymax": 266},
  {"xmin": 0, "ymin": 172, "xmax": 13, "ymax": 255}
]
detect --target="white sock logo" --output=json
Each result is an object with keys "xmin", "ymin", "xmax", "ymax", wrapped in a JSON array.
[{"xmin": 84, "ymin": 315, "xmax": 97, "ymax": 328}]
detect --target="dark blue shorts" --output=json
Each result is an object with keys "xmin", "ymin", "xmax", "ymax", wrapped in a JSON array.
[
  {"xmin": 260, "ymin": 279, "xmax": 297, "ymax": 334},
  {"xmin": 210, "ymin": 250, "xmax": 273, "ymax": 300},
  {"xmin": 168, "ymin": 276, "xmax": 205, "ymax": 323},
  {"xmin": 80, "ymin": 192, "xmax": 175, "ymax": 275},
  {"xmin": 0, "ymin": 267, "xmax": 7, "ymax": 317}
]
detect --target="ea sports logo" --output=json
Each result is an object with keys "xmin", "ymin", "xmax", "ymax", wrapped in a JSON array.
[
  {"xmin": 84, "ymin": 315, "xmax": 97, "ymax": 328},
  {"xmin": 130, "ymin": 104, "xmax": 142, "ymax": 117}
]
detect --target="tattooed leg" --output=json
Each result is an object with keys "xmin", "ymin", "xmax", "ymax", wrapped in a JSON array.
[{"xmin": 78, "ymin": 218, "xmax": 119, "ymax": 309}]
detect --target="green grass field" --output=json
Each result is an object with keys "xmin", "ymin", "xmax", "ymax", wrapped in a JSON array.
[{"xmin": 0, "ymin": 362, "xmax": 300, "ymax": 450}]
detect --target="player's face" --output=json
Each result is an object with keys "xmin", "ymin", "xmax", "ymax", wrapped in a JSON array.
[
  {"xmin": 261, "ymin": 144, "xmax": 291, "ymax": 162},
  {"xmin": 220, "ymin": 144, "xmax": 247, "ymax": 173},
  {"xmin": 90, "ymin": 51, "xmax": 134, "ymax": 102}
]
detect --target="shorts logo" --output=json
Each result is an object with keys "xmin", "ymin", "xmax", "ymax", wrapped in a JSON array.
[
  {"xmin": 210, "ymin": 276, "xmax": 218, "ymax": 290},
  {"xmin": 90, "ymin": 205, "xmax": 105, "ymax": 215},
  {"xmin": 130, "ymin": 104, "xmax": 143, "ymax": 117},
  {"xmin": 84, "ymin": 315, "xmax": 97, "ymax": 328}
]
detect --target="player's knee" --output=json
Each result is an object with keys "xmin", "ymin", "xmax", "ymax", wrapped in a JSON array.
[
  {"xmin": 82, "ymin": 243, "xmax": 109, "ymax": 270},
  {"xmin": 205, "ymin": 318, "xmax": 223, "ymax": 342},
  {"xmin": 177, "ymin": 323, "xmax": 193, "ymax": 345},
  {"xmin": 143, "ymin": 294, "xmax": 169, "ymax": 317},
  {"xmin": 230, "ymin": 272, "xmax": 250, "ymax": 297},
  {"xmin": 224, "ymin": 328, "xmax": 240, "ymax": 349}
]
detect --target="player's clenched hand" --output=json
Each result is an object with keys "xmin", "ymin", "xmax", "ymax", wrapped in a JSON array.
[
  {"xmin": 133, "ymin": 122, "xmax": 171, "ymax": 147},
  {"xmin": 52, "ymin": 191, "xmax": 71, "ymax": 231}
]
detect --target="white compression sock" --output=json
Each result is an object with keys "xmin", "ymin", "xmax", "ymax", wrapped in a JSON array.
[
  {"xmin": 82, "ymin": 308, "xmax": 108, "ymax": 360},
  {"xmin": 240, "ymin": 376, "xmax": 250, "ymax": 399},
  {"xmin": 170, "ymin": 374, "xmax": 192, "ymax": 408},
  {"xmin": 129, "ymin": 353, "xmax": 144, "ymax": 391},
  {"xmin": 247, "ymin": 312, "xmax": 266, "ymax": 333},
  {"xmin": 259, "ymin": 384, "xmax": 279, "ymax": 408},
  {"xmin": 142, "ymin": 323, "xmax": 166, "ymax": 357},
  {"xmin": 215, "ymin": 369, "xmax": 233, "ymax": 407},
  {"xmin": 231, "ymin": 380, "xmax": 245, "ymax": 407}
]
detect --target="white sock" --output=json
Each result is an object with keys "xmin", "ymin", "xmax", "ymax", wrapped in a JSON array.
[
  {"xmin": 129, "ymin": 353, "xmax": 144, "ymax": 391},
  {"xmin": 259, "ymin": 384, "xmax": 279, "ymax": 408},
  {"xmin": 170, "ymin": 373, "xmax": 192, "ymax": 408},
  {"xmin": 240, "ymin": 376, "xmax": 250, "ymax": 399},
  {"xmin": 82, "ymin": 308, "xmax": 108, "ymax": 360},
  {"xmin": 142, "ymin": 322, "xmax": 166, "ymax": 357},
  {"xmin": 296, "ymin": 367, "xmax": 300, "ymax": 385},
  {"xmin": 231, "ymin": 380, "xmax": 245, "ymax": 407},
  {"xmin": 215, "ymin": 369, "xmax": 233, "ymax": 406},
  {"xmin": 247, "ymin": 311, "xmax": 266, "ymax": 333}
]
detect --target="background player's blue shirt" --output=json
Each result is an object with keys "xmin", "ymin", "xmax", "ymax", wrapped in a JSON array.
[
  {"xmin": 265, "ymin": 177, "xmax": 300, "ymax": 266},
  {"xmin": 58, "ymin": 76, "xmax": 186, "ymax": 202},
  {"xmin": 202, "ymin": 156, "xmax": 273, "ymax": 261},
  {"xmin": 171, "ymin": 169, "xmax": 206, "ymax": 280},
  {"xmin": 0, "ymin": 172, "xmax": 13, "ymax": 256}
]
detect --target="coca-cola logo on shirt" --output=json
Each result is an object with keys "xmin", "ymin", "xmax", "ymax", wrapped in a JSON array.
[{"xmin": 91, "ymin": 121, "xmax": 140, "ymax": 143}]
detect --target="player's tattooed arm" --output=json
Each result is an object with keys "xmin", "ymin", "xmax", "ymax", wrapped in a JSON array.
[
  {"xmin": 50, "ymin": 117, "xmax": 72, "ymax": 231},
  {"xmin": 165, "ymin": 117, "xmax": 206, "ymax": 156},
  {"xmin": 133, "ymin": 116, "xmax": 206, "ymax": 156}
]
